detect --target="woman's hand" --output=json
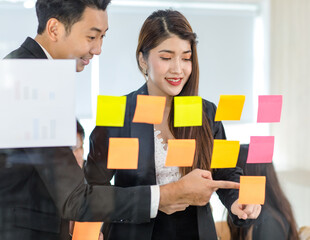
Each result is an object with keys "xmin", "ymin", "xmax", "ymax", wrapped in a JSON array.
[
  {"xmin": 231, "ymin": 200, "xmax": 261, "ymax": 220},
  {"xmin": 98, "ymin": 232, "xmax": 104, "ymax": 240}
]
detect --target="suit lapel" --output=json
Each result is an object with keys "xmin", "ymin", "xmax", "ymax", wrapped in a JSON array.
[{"xmin": 129, "ymin": 84, "xmax": 156, "ymax": 185}]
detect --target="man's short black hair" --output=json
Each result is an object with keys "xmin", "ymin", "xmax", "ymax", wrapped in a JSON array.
[{"xmin": 36, "ymin": 0, "xmax": 111, "ymax": 34}]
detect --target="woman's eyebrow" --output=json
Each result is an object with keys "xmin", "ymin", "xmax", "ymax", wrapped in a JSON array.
[{"xmin": 158, "ymin": 50, "xmax": 192, "ymax": 53}]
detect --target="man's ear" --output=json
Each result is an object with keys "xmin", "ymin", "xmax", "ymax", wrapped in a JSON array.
[
  {"xmin": 45, "ymin": 18, "xmax": 64, "ymax": 41},
  {"xmin": 138, "ymin": 52, "xmax": 148, "ymax": 72}
]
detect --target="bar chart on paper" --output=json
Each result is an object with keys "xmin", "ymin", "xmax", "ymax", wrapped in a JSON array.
[{"xmin": 0, "ymin": 60, "xmax": 76, "ymax": 148}]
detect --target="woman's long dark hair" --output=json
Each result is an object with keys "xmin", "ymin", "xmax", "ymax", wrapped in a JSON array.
[
  {"xmin": 136, "ymin": 10, "xmax": 214, "ymax": 175},
  {"xmin": 228, "ymin": 162, "xmax": 298, "ymax": 240}
]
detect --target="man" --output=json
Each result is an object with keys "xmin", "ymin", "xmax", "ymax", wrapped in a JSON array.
[
  {"xmin": 0, "ymin": 1, "xmax": 241, "ymax": 239},
  {"xmin": 72, "ymin": 120, "xmax": 86, "ymax": 169},
  {"xmin": 69, "ymin": 120, "xmax": 86, "ymax": 238}
]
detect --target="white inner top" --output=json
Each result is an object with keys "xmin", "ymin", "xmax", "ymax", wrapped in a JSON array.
[{"xmin": 154, "ymin": 129, "xmax": 181, "ymax": 185}]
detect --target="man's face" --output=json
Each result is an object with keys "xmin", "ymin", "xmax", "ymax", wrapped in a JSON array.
[{"xmin": 54, "ymin": 7, "xmax": 108, "ymax": 72}]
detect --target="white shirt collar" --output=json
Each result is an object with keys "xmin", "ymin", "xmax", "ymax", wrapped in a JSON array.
[{"xmin": 36, "ymin": 41, "xmax": 53, "ymax": 60}]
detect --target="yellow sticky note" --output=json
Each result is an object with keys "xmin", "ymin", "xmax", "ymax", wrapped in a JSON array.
[
  {"xmin": 107, "ymin": 138, "xmax": 139, "ymax": 169},
  {"xmin": 214, "ymin": 95, "xmax": 245, "ymax": 121},
  {"xmin": 133, "ymin": 95, "xmax": 166, "ymax": 124},
  {"xmin": 211, "ymin": 140, "xmax": 240, "ymax": 168},
  {"xmin": 72, "ymin": 222, "xmax": 102, "ymax": 240},
  {"xmin": 238, "ymin": 176, "xmax": 266, "ymax": 205},
  {"xmin": 165, "ymin": 139, "xmax": 196, "ymax": 167},
  {"xmin": 96, "ymin": 96, "xmax": 126, "ymax": 127},
  {"xmin": 174, "ymin": 96, "xmax": 202, "ymax": 127}
]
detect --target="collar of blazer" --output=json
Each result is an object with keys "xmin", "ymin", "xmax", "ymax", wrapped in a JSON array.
[{"xmin": 21, "ymin": 37, "xmax": 49, "ymax": 59}]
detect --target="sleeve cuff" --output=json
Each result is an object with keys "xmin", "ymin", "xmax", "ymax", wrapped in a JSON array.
[{"xmin": 150, "ymin": 185, "xmax": 160, "ymax": 218}]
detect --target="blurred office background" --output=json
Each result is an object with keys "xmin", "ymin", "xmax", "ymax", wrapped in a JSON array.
[{"xmin": 0, "ymin": 0, "xmax": 309, "ymax": 228}]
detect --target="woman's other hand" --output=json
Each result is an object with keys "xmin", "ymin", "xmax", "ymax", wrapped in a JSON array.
[{"xmin": 231, "ymin": 200, "xmax": 261, "ymax": 220}]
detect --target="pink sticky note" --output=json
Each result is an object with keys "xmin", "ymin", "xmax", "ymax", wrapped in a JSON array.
[
  {"xmin": 257, "ymin": 95, "xmax": 283, "ymax": 123},
  {"xmin": 247, "ymin": 136, "xmax": 275, "ymax": 163}
]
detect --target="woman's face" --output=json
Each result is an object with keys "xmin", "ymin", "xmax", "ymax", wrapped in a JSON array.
[{"xmin": 144, "ymin": 35, "xmax": 192, "ymax": 97}]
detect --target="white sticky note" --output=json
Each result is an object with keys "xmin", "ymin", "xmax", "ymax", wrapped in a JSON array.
[{"xmin": 0, "ymin": 60, "xmax": 76, "ymax": 148}]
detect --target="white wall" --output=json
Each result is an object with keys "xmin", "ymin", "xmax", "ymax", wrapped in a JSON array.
[
  {"xmin": 269, "ymin": 0, "xmax": 310, "ymax": 228},
  {"xmin": 0, "ymin": 4, "xmax": 37, "ymax": 58}
]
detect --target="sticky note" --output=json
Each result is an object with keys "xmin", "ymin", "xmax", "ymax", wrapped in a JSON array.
[
  {"xmin": 257, "ymin": 95, "xmax": 283, "ymax": 123},
  {"xmin": 211, "ymin": 140, "xmax": 240, "ymax": 168},
  {"xmin": 133, "ymin": 95, "xmax": 166, "ymax": 124},
  {"xmin": 214, "ymin": 95, "xmax": 245, "ymax": 121},
  {"xmin": 165, "ymin": 139, "xmax": 196, "ymax": 167},
  {"xmin": 96, "ymin": 96, "xmax": 126, "ymax": 127},
  {"xmin": 247, "ymin": 136, "xmax": 275, "ymax": 163},
  {"xmin": 238, "ymin": 176, "xmax": 266, "ymax": 205},
  {"xmin": 174, "ymin": 96, "xmax": 202, "ymax": 127},
  {"xmin": 72, "ymin": 222, "xmax": 102, "ymax": 240},
  {"xmin": 107, "ymin": 138, "xmax": 139, "ymax": 169}
]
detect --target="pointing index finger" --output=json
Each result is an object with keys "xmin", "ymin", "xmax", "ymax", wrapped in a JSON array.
[{"xmin": 211, "ymin": 180, "xmax": 240, "ymax": 190}]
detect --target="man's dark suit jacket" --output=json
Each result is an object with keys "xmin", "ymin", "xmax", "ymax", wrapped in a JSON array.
[
  {"xmin": 85, "ymin": 84, "xmax": 248, "ymax": 240},
  {"xmin": 0, "ymin": 37, "xmax": 151, "ymax": 240}
]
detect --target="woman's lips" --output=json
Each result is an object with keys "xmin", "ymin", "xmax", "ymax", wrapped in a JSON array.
[{"xmin": 166, "ymin": 78, "xmax": 182, "ymax": 86}]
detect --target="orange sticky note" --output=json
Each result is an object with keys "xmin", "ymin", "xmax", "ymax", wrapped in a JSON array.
[
  {"xmin": 174, "ymin": 96, "xmax": 202, "ymax": 127},
  {"xmin": 133, "ymin": 95, "xmax": 166, "ymax": 124},
  {"xmin": 211, "ymin": 140, "xmax": 240, "ymax": 168},
  {"xmin": 214, "ymin": 95, "xmax": 245, "ymax": 121},
  {"xmin": 238, "ymin": 176, "xmax": 266, "ymax": 205},
  {"xmin": 107, "ymin": 138, "xmax": 139, "ymax": 169},
  {"xmin": 165, "ymin": 139, "xmax": 196, "ymax": 167},
  {"xmin": 72, "ymin": 222, "xmax": 102, "ymax": 240},
  {"xmin": 96, "ymin": 95, "xmax": 126, "ymax": 127}
]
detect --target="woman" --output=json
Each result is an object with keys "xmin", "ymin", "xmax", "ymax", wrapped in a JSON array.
[
  {"xmin": 225, "ymin": 145, "xmax": 299, "ymax": 240},
  {"xmin": 85, "ymin": 10, "xmax": 260, "ymax": 240}
]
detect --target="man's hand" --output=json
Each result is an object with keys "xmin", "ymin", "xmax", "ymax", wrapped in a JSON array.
[
  {"xmin": 158, "ymin": 203, "xmax": 189, "ymax": 215},
  {"xmin": 159, "ymin": 169, "xmax": 239, "ymax": 214},
  {"xmin": 231, "ymin": 200, "xmax": 261, "ymax": 220}
]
